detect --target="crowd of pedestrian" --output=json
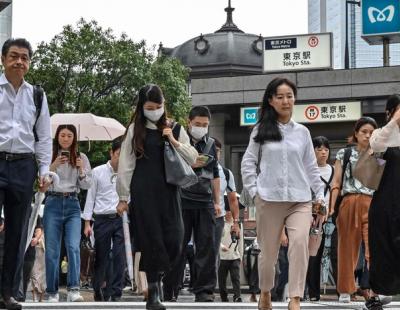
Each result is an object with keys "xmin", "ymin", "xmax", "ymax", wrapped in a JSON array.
[{"xmin": 0, "ymin": 37, "xmax": 399, "ymax": 310}]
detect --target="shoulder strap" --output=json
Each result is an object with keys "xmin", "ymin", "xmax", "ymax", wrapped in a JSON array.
[
  {"xmin": 222, "ymin": 167, "xmax": 233, "ymax": 192},
  {"xmin": 203, "ymin": 137, "xmax": 215, "ymax": 155},
  {"xmin": 256, "ymin": 143, "xmax": 262, "ymax": 175},
  {"xmin": 341, "ymin": 147, "xmax": 352, "ymax": 190},
  {"xmin": 320, "ymin": 165, "xmax": 334, "ymax": 196},
  {"xmin": 33, "ymin": 85, "xmax": 44, "ymax": 142},
  {"xmin": 172, "ymin": 122, "xmax": 181, "ymax": 140}
]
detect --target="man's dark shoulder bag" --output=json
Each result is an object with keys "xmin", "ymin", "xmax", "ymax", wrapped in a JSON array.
[{"xmin": 33, "ymin": 85, "xmax": 44, "ymax": 142}]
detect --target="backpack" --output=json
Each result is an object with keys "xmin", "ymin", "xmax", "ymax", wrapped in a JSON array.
[
  {"xmin": 222, "ymin": 166, "xmax": 245, "ymax": 211},
  {"xmin": 33, "ymin": 85, "xmax": 44, "ymax": 142}
]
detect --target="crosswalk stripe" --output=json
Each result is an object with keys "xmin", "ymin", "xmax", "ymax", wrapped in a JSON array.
[{"xmin": 19, "ymin": 301, "xmax": 400, "ymax": 309}]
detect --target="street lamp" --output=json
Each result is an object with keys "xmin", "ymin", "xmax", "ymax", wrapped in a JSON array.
[{"xmin": 344, "ymin": 0, "xmax": 361, "ymax": 69}]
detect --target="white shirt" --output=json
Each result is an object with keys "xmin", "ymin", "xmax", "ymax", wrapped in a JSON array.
[
  {"xmin": 82, "ymin": 161, "xmax": 119, "ymax": 220},
  {"xmin": 220, "ymin": 220, "xmax": 243, "ymax": 261},
  {"xmin": 0, "ymin": 74, "xmax": 52, "ymax": 175},
  {"xmin": 49, "ymin": 152, "xmax": 92, "ymax": 193},
  {"xmin": 319, "ymin": 164, "xmax": 333, "ymax": 208},
  {"xmin": 241, "ymin": 120, "xmax": 324, "ymax": 202},
  {"xmin": 370, "ymin": 119, "xmax": 400, "ymax": 152},
  {"xmin": 217, "ymin": 163, "xmax": 236, "ymax": 218}
]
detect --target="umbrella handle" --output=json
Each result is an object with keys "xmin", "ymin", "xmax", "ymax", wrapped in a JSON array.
[{"xmin": 44, "ymin": 171, "xmax": 60, "ymax": 187}]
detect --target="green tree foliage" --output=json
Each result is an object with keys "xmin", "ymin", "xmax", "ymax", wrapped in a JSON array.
[
  {"xmin": 151, "ymin": 56, "xmax": 191, "ymax": 125},
  {"xmin": 27, "ymin": 19, "xmax": 191, "ymax": 166}
]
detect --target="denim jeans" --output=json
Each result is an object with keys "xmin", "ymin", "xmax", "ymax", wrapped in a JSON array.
[{"xmin": 43, "ymin": 195, "xmax": 81, "ymax": 293}]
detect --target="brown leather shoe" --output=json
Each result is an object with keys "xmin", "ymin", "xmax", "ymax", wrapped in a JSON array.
[
  {"xmin": 258, "ymin": 291, "xmax": 272, "ymax": 310},
  {"xmin": 250, "ymin": 293, "xmax": 258, "ymax": 303},
  {"xmin": 288, "ymin": 297, "xmax": 301, "ymax": 310}
]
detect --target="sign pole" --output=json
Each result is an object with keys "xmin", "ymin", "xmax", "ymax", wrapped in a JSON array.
[{"xmin": 383, "ymin": 38, "xmax": 390, "ymax": 67}]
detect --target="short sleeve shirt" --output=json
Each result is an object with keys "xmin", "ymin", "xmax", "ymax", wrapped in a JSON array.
[
  {"xmin": 336, "ymin": 147, "xmax": 374, "ymax": 196},
  {"xmin": 217, "ymin": 163, "xmax": 236, "ymax": 218}
]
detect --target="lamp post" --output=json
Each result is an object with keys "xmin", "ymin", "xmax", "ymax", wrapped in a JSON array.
[{"xmin": 344, "ymin": 0, "xmax": 361, "ymax": 69}]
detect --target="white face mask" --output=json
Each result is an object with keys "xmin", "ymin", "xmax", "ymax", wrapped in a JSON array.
[
  {"xmin": 143, "ymin": 107, "xmax": 164, "ymax": 122},
  {"xmin": 190, "ymin": 126, "xmax": 208, "ymax": 140}
]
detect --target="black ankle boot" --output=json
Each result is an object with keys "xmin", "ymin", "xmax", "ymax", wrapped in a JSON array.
[
  {"xmin": 146, "ymin": 282, "xmax": 166, "ymax": 310},
  {"xmin": 157, "ymin": 273, "xmax": 164, "ymax": 302}
]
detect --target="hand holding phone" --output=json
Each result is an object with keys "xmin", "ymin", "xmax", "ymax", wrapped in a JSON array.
[
  {"xmin": 198, "ymin": 154, "xmax": 213, "ymax": 165},
  {"xmin": 60, "ymin": 150, "xmax": 70, "ymax": 164}
]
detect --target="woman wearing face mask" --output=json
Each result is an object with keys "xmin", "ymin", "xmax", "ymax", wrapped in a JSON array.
[{"xmin": 116, "ymin": 84, "xmax": 198, "ymax": 310}]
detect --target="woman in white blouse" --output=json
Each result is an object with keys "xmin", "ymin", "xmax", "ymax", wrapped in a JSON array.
[
  {"xmin": 367, "ymin": 94, "xmax": 400, "ymax": 308},
  {"xmin": 44, "ymin": 124, "xmax": 92, "ymax": 303},
  {"xmin": 241, "ymin": 77, "xmax": 325, "ymax": 310},
  {"xmin": 116, "ymin": 84, "xmax": 198, "ymax": 310}
]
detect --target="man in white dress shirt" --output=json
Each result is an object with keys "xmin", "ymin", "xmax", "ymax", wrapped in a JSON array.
[
  {"xmin": 0, "ymin": 38, "xmax": 52, "ymax": 310},
  {"xmin": 83, "ymin": 138, "xmax": 125, "ymax": 302}
]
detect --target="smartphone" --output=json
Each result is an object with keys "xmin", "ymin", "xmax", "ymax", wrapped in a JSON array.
[
  {"xmin": 61, "ymin": 150, "xmax": 70, "ymax": 158},
  {"xmin": 198, "ymin": 154, "xmax": 213, "ymax": 165}
]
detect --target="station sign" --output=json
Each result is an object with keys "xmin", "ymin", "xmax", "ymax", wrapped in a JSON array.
[
  {"xmin": 240, "ymin": 101, "xmax": 361, "ymax": 126},
  {"xmin": 362, "ymin": 0, "xmax": 400, "ymax": 44},
  {"xmin": 263, "ymin": 33, "xmax": 332, "ymax": 72},
  {"xmin": 240, "ymin": 107, "xmax": 259, "ymax": 126},
  {"xmin": 293, "ymin": 102, "xmax": 362, "ymax": 123}
]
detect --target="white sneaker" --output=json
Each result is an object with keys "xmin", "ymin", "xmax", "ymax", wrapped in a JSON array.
[
  {"xmin": 67, "ymin": 291, "xmax": 84, "ymax": 302},
  {"xmin": 379, "ymin": 295, "xmax": 392, "ymax": 305},
  {"xmin": 47, "ymin": 293, "xmax": 59, "ymax": 303},
  {"xmin": 339, "ymin": 293, "xmax": 351, "ymax": 303}
]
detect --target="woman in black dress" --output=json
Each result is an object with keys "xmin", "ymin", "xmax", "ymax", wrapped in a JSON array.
[
  {"xmin": 116, "ymin": 84, "xmax": 198, "ymax": 309},
  {"xmin": 368, "ymin": 94, "xmax": 400, "ymax": 309}
]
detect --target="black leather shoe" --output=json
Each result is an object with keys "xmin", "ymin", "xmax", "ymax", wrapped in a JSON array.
[
  {"xmin": 111, "ymin": 296, "xmax": 122, "ymax": 302},
  {"xmin": 94, "ymin": 290, "xmax": 104, "ymax": 301},
  {"xmin": 3, "ymin": 297, "xmax": 22, "ymax": 310},
  {"xmin": 146, "ymin": 282, "xmax": 166, "ymax": 310},
  {"xmin": 195, "ymin": 292, "xmax": 214, "ymax": 302}
]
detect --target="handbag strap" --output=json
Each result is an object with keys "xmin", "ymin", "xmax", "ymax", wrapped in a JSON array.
[
  {"xmin": 256, "ymin": 143, "xmax": 262, "ymax": 176},
  {"xmin": 171, "ymin": 122, "xmax": 181, "ymax": 140},
  {"xmin": 202, "ymin": 137, "xmax": 215, "ymax": 155},
  {"xmin": 341, "ymin": 147, "xmax": 352, "ymax": 190}
]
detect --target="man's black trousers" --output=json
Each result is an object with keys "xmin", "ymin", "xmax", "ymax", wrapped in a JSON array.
[
  {"xmin": 92, "ymin": 216, "xmax": 125, "ymax": 299},
  {"xmin": 218, "ymin": 259, "xmax": 241, "ymax": 300},
  {"xmin": 164, "ymin": 208, "xmax": 216, "ymax": 296},
  {"xmin": 0, "ymin": 157, "xmax": 36, "ymax": 299}
]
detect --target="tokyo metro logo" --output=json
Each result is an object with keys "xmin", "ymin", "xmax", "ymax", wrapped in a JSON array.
[{"xmin": 368, "ymin": 5, "xmax": 395, "ymax": 23}]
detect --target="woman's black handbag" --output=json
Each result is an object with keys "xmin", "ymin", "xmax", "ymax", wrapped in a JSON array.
[{"xmin": 164, "ymin": 139, "xmax": 198, "ymax": 188}]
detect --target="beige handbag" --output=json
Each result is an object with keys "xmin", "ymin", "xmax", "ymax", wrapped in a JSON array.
[{"xmin": 353, "ymin": 147, "xmax": 386, "ymax": 190}]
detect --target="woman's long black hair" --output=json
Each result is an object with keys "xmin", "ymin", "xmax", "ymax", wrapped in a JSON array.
[
  {"xmin": 129, "ymin": 84, "xmax": 167, "ymax": 158},
  {"xmin": 253, "ymin": 77, "xmax": 297, "ymax": 144},
  {"xmin": 52, "ymin": 124, "xmax": 78, "ymax": 167},
  {"xmin": 385, "ymin": 94, "xmax": 400, "ymax": 123}
]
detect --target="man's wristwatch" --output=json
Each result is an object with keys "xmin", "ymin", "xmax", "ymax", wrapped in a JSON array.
[{"xmin": 233, "ymin": 218, "xmax": 240, "ymax": 223}]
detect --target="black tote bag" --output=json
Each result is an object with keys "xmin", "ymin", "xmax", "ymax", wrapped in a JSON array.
[{"xmin": 164, "ymin": 140, "xmax": 198, "ymax": 188}]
